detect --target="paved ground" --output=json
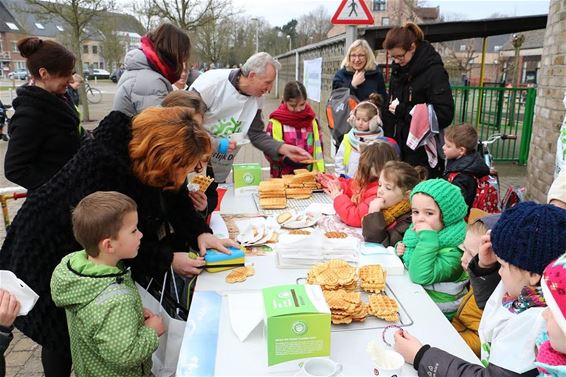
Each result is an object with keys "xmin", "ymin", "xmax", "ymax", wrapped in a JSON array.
[{"xmin": 1, "ymin": 81, "xmax": 528, "ymax": 376}]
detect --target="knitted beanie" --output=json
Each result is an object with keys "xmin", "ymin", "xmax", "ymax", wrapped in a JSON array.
[
  {"xmin": 491, "ymin": 202, "xmax": 566, "ymax": 275},
  {"xmin": 541, "ymin": 254, "xmax": 566, "ymax": 335},
  {"xmin": 410, "ymin": 179, "xmax": 468, "ymax": 226}
]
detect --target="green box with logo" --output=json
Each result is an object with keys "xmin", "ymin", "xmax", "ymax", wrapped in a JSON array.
[
  {"xmin": 262, "ymin": 284, "xmax": 331, "ymax": 369},
  {"xmin": 233, "ymin": 163, "xmax": 261, "ymax": 195}
]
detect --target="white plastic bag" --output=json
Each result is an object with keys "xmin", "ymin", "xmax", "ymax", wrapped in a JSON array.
[{"xmin": 0, "ymin": 270, "xmax": 39, "ymax": 315}]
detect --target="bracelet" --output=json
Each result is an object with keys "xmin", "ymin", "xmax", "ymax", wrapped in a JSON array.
[
  {"xmin": 217, "ymin": 138, "xmax": 229, "ymax": 154},
  {"xmin": 382, "ymin": 324, "xmax": 403, "ymax": 347}
]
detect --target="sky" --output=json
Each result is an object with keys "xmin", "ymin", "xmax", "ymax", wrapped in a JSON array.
[{"xmin": 231, "ymin": 0, "xmax": 550, "ymax": 27}]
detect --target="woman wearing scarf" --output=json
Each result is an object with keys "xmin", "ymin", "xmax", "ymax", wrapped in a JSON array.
[
  {"xmin": 112, "ymin": 23, "xmax": 191, "ymax": 117},
  {"xmin": 264, "ymin": 81, "xmax": 324, "ymax": 177}
]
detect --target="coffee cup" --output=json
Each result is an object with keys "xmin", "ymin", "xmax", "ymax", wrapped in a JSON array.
[
  {"xmin": 372, "ymin": 349, "xmax": 404, "ymax": 377},
  {"xmin": 295, "ymin": 358, "xmax": 342, "ymax": 377}
]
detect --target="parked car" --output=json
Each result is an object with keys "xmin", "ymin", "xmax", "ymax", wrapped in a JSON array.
[
  {"xmin": 86, "ymin": 69, "xmax": 110, "ymax": 80},
  {"xmin": 7, "ymin": 69, "xmax": 28, "ymax": 80},
  {"xmin": 110, "ymin": 68, "xmax": 124, "ymax": 83}
]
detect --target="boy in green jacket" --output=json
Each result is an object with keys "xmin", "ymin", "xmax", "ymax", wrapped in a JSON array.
[
  {"xmin": 51, "ymin": 191, "xmax": 164, "ymax": 377},
  {"xmin": 397, "ymin": 179, "xmax": 468, "ymax": 319}
]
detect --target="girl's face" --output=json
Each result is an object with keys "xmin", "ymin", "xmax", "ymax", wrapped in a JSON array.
[
  {"xmin": 461, "ymin": 231, "xmax": 482, "ymax": 271},
  {"xmin": 354, "ymin": 109, "xmax": 372, "ymax": 131},
  {"xmin": 377, "ymin": 171, "xmax": 408, "ymax": 209},
  {"xmin": 542, "ymin": 308, "xmax": 566, "ymax": 353},
  {"xmin": 285, "ymin": 96, "xmax": 307, "ymax": 113},
  {"xmin": 497, "ymin": 257, "xmax": 540, "ymax": 299},
  {"xmin": 411, "ymin": 193, "xmax": 443, "ymax": 231}
]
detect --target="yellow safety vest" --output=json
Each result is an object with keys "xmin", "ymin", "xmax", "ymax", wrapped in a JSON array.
[
  {"xmin": 271, "ymin": 119, "xmax": 325, "ymax": 173},
  {"xmin": 342, "ymin": 137, "xmax": 353, "ymax": 167}
]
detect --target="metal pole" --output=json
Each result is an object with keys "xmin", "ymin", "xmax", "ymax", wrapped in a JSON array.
[{"xmin": 345, "ymin": 25, "xmax": 357, "ymax": 50}]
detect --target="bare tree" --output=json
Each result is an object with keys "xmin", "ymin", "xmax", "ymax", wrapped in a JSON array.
[
  {"xmin": 151, "ymin": 0, "xmax": 235, "ymax": 32},
  {"xmin": 95, "ymin": 17, "xmax": 125, "ymax": 72},
  {"xmin": 26, "ymin": 0, "xmax": 109, "ymax": 121},
  {"xmin": 388, "ymin": 0, "xmax": 422, "ymax": 25},
  {"xmin": 193, "ymin": 6, "xmax": 233, "ymax": 65},
  {"xmin": 296, "ymin": 6, "xmax": 332, "ymax": 47},
  {"xmin": 127, "ymin": 0, "xmax": 158, "ymax": 31},
  {"xmin": 441, "ymin": 39, "xmax": 478, "ymax": 80}
]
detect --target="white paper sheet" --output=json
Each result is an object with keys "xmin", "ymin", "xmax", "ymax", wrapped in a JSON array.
[{"xmin": 227, "ymin": 292, "xmax": 264, "ymax": 342}]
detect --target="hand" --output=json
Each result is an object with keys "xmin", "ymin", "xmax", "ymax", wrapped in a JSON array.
[
  {"xmin": 394, "ymin": 330, "xmax": 423, "ymax": 365},
  {"xmin": 227, "ymin": 140, "xmax": 237, "ymax": 154},
  {"xmin": 396, "ymin": 242, "xmax": 406, "ymax": 256},
  {"xmin": 145, "ymin": 314, "xmax": 165, "ymax": 337},
  {"xmin": 368, "ymin": 197, "xmax": 385, "ymax": 213},
  {"xmin": 324, "ymin": 180, "xmax": 343, "ymax": 200},
  {"xmin": 278, "ymin": 144, "xmax": 312, "ymax": 162},
  {"xmin": 172, "ymin": 252, "xmax": 206, "ymax": 277},
  {"xmin": 413, "ymin": 222, "xmax": 433, "ymax": 233},
  {"xmin": 315, "ymin": 173, "xmax": 337, "ymax": 189},
  {"xmin": 197, "ymin": 233, "xmax": 239, "ymax": 256},
  {"xmin": 352, "ymin": 70, "xmax": 366, "ymax": 88},
  {"xmin": 388, "ymin": 98, "xmax": 399, "ymax": 114},
  {"xmin": 0, "ymin": 290, "xmax": 20, "ymax": 328},
  {"xmin": 478, "ymin": 231, "xmax": 498, "ymax": 268},
  {"xmin": 143, "ymin": 308, "xmax": 154, "ymax": 320},
  {"xmin": 189, "ymin": 191, "xmax": 208, "ymax": 212}
]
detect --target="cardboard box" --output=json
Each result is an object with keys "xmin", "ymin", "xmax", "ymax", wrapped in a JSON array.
[
  {"xmin": 204, "ymin": 246, "xmax": 245, "ymax": 273},
  {"xmin": 262, "ymin": 284, "xmax": 331, "ymax": 371},
  {"xmin": 233, "ymin": 163, "xmax": 261, "ymax": 195}
]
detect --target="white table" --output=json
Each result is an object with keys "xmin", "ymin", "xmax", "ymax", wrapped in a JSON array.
[{"xmin": 176, "ymin": 186, "xmax": 480, "ymax": 376}]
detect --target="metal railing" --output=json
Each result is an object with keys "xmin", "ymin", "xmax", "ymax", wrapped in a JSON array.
[{"xmin": 451, "ymin": 85, "xmax": 536, "ymax": 164}]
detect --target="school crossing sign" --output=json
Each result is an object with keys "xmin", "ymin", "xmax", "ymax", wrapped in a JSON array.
[{"xmin": 331, "ymin": 0, "xmax": 375, "ymax": 25}]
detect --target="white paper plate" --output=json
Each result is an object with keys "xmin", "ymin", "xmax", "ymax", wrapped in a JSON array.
[{"xmin": 281, "ymin": 214, "xmax": 320, "ymax": 229}]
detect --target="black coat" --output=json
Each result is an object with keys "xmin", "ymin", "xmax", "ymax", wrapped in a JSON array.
[
  {"xmin": 384, "ymin": 41, "xmax": 454, "ymax": 176},
  {"xmin": 0, "ymin": 111, "xmax": 212, "ymax": 351},
  {"xmin": 332, "ymin": 67, "xmax": 388, "ymax": 103},
  {"xmin": 444, "ymin": 152, "xmax": 490, "ymax": 210},
  {"xmin": 5, "ymin": 85, "xmax": 80, "ymax": 190}
]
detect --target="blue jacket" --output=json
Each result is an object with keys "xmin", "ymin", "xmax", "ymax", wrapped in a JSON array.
[{"xmin": 332, "ymin": 67, "xmax": 387, "ymax": 103}]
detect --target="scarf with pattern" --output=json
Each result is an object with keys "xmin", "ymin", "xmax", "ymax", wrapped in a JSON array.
[
  {"xmin": 502, "ymin": 286, "xmax": 546, "ymax": 314},
  {"xmin": 346, "ymin": 127, "xmax": 383, "ymax": 151},
  {"xmin": 401, "ymin": 220, "xmax": 466, "ymax": 268},
  {"xmin": 382, "ymin": 199, "xmax": 411, "ymax": 226}
]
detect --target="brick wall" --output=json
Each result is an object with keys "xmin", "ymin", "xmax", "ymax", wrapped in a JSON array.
[{"xmin": 526, "ymin": 0, "xmax": 564, "ymax": 202}]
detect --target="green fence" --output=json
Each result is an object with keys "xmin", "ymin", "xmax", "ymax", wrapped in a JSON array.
[{"xmin": 451, "ymin": 85, "xmax": 536, "ymax": 165}]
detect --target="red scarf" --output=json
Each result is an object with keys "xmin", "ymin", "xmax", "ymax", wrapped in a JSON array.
[
  {"xmin": 140, "ymin": 36, "xmax": 179, "ymax": 84},
  {"xmin": 269, "ymin": 102, "xmax": 316, "ymax": 129}
]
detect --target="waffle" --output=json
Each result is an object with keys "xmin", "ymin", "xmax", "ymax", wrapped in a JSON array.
[
  {"xmin": 225, "ymin": 266, "xmax": 255, "ymax": 284},
  {"xmin": 191, "ymin": 175, "xmax": 214, "ymax": 192},
  {"xmin": 277, "ymin": 212, "xmax": 293, "ymax": 224},
  {"xmin": 290, "ymin": 172, "xmax": 317, "ymax": 185},
  {"xmin": 300, "ymin": 159, "xmax": 317, "ymax": 164},
  {"xmin": 324, "ymin": 231, "xmax": 348, "ymax": 239},
  {"xmin": 293, "ymin": 169, "xmax": 310, "ymax": 175},
  {"xmin": 323, "ymin": 289, "xmax": 368, "ymax": 324},
  {"xmin": 307, "ymin": 260, "xmax": 357, "ymax": 290},
  {"xmin": 368, "ymin": 294, "xmax": 399, "ymax": 322},
  {"xmin": 359, "ymin": 265, "xmax": 386, "ymax": 293},
  {"xmin": 288, "ymin": 229, "xmax": 311, "ymax": 235},
  {"xmin": 259, "ymin": 197, "xmax": 287, "ymax": 209}
]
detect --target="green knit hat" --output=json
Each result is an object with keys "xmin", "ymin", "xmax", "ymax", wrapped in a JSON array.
[{"xmin": 410, "ymin": 179, "xmax": 467, "ymax": 226}]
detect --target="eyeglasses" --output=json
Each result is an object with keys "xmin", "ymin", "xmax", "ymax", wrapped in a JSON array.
[
  {"xmin": 350, "ymin": 54, "xmax": 366, "ymax": 60},
  {"xmin": 390, "ymin": 51, "xmax": 408, "ymax": 61}
]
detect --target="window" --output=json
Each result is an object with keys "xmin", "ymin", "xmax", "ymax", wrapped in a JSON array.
[
  {"xmin": 83, "ymin": 45, "xmax": 88, "ymax": 54},
  {"xmin": 373, "ymin": 0, "xmax": 386, "ymax": 11},
  {"xmin": 99, "ymin": 62, "xmax": 103, "ymax": 69},
  {"xmin": 56, "ymin": 25, "xmax": 64, "ymax": 32},
  {"xmin": 460, "ymin": 45, "xmax": 467, "ymax": 52},
  {"xmin": 92, "ymin": 45, "xmax": 97, "ymax": 54},
  {"xmin": 6, "ymin": 22, "xmax": 18, "ymax": 31},
  {"xmin": 11, "ymin": 41, "xmax": 17, "ymax": 52},
  {"xmin": 93, "ymin": 62, "xmax": 98, "ymax": 68},
  {"xmin": 494, "ymin": 45, "xmax": 502, "ymax": 52},
  {"xmin": 34, "ymin": 23, "xmax": 44, "ymax": 30},
  {"xmin": 381, "ymin": 17, "xmax": 389, "ymax": 26},
  {"xmin": 16, "ymin": 61, "xmax": 25, "ymax": 69}
]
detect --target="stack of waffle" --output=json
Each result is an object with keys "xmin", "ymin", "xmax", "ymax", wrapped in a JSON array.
[
  {"xmin": 323, "ymin": 290, "xmax": 369, "ymax": 324},
  {"xmin": 258, "ymin": 180, "xmax": 287, "ymax": 209},
  {"xmin": 368, "ymin": 294, "xmax": 399, "ymax": 322},
  {"xmin": 306, "ymin": 260, "xmax": 357, "ymax": 291},
  {"xmin": 359, "ymin": 265, "xmax": 386, "ymax": 293}
]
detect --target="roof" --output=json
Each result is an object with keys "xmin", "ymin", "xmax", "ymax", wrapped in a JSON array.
[
  {"xmin": 0, "ymin": 0, "xmax": 21, "ymax": 33},
  {"xmin": 443, "ymin": 34, "xmax": 511, "ymax": 54},
  {"xmin": 415, "ymin": 6, "xmax": 440, "ymax": 21},
  {"xmin": 501, "ymin": 29, "xmax": 545, "ymax": 51}
]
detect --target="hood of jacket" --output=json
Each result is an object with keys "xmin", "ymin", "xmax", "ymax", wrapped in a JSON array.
[
  {"xmin": 391, "ymin": 40, "xmax": 444, "ymax": 80},
  {"xmin": 13, "ymin": 85, "xmax": 79, "ymax": 129},
  {"xmin": 445, "ymin": 152, "xmax": 490, "ymax": 177},
  {"xmin": 51, "ymin": 250, "xmax": 130, "ymax": 313},
  {"xmin": 123, "ymin": 48, "xmax": 152, "ymax": 72}
]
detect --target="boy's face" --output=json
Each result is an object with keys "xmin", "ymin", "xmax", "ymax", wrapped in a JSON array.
[
  {"xmin": 411, "ymin": 193, "xmax": 443, "ymax": 232},
  {"xmin": 461, "ymin": 231, "xmax": 482, "ymax": 271},
  {"xmin": 111, "ymin": 211, "xmax": 143, "ymax": 260},
  {"xmin": 543, "ymin": 307, "xmax": 566, "ymax": 353},
  {"xmin": 497, "ymin": 257, "xmax": 539, "ymax": 299},
  {"xmin": 443, "ymin": 138, "xmax": 466, "ymax": 160}
]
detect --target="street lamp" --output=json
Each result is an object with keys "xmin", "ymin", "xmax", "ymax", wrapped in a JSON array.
[
  {"xmin": 251, "ymin": 17, "xmax": 259, "ymax": 53},
  {"xmin": 286, "ymin": 35, "xmax": 292, "ymax": 51}
]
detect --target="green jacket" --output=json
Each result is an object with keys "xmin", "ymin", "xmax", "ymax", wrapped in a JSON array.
[
  {"xmin": 51, "ymin": 251, "xmax": 159, "ymax": 377},
  {"xmin": 405, "ymin": 230, "xmax": 468, "ymax": 319}
]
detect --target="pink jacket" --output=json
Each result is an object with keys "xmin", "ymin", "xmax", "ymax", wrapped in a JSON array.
[{"xmin": 333, "ymin": 180, "xmax": 379, "ymax": 227}]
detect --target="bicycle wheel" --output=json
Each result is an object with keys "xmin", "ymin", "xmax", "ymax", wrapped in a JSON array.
[{"xmin": 86, "ymin": 87, "xmax": 102, "ymax": 104}]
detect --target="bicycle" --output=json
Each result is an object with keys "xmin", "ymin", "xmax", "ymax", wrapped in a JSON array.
[
  {"xmin": 478, "ymin": 133, "xmax": 524, "ymax": 210},
  {"xmin": 84, "ymin": 79, "xmax": 102, "ymax": 104}
]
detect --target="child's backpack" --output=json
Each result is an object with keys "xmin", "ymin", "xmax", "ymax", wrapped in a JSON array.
[
  {"xmin": 448, "ymin": 173, "xmax": 501, "ymax": 213},
  {"xmin": 325, "ymin": 87, "xmax": 358, "ymax": 142}
]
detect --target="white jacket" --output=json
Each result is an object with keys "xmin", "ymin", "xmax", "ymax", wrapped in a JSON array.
[{"xmin": 334, "ymin": 140, "xmax": 359, "ymax": 178}]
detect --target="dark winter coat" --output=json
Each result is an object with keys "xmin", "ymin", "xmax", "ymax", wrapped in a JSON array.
[
  {"xmin": 5, "ymin": 85, "xmax": 80, "ymax": 190},
  {"xmin": 444, "ymin": 153, "xmax": 490, "ymax": 210},
  {"xmin": 332, "ymin": 67, "xmax": 388, "ymax": 103},
  {"xmin": 0, "ymin": 111, "xmax": 212, "ymax": 352},
  {"xmin": 362, "ymin": 211, "xmax": 412, "ymax": 246},
  {"xmin": 384, "ymin": 41, "xmax": 454, "ymax": 176}
]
